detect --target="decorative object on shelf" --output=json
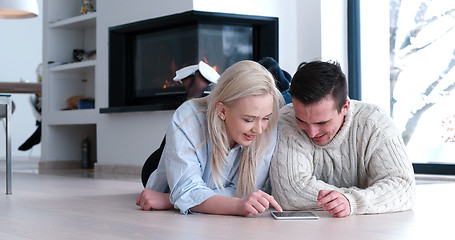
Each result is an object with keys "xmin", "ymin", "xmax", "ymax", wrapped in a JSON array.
[
  {"xmin": 0, "ymin": 0, "xmax": 38, "ymax": 19},
  {"xmin": 80, "ymin": 0, "xmax": 95, "ymax": 15},
  {"xmin": 73, "ymin": 49, "xmax": 85, "ymax": 62},
  {"xmin": 72, "ymin": 49, "xmax": 96, "ymax": 62},
  {"xmin": 78, "ymin": 98, "xmax": 94, "ymax": 109},
  {"xmin": 62, "ymin": 95, "xmax": 94, "ymax": 110},
  {"xmin": 63, "ymin": 95, "xmax": 85, "ymax": 110},
  {"xmin": 81, "ymin": 134, "xmax": 91, "ymax": 169}
]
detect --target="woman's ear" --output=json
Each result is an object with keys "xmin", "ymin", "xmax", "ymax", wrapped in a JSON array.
[{"xmin": 216, "ymin": 102, "xmax": 226, "ymax": 120}]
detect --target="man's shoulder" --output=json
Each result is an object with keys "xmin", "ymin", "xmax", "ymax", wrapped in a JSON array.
[
  {"xmin": 277, "ymin": 104, "xmax": 308, "ymax": 141},
  {"xmin": 350, "ymin": 100, "xmax": 397, "ymax": 132},
  {"xmin": 279, "ymin": 103, "xmax": 295, "ymax": 118},
  {"xmin": 278, "ymin": 104, "xmax": 298, "ymax": 127},
  {"xmin": 351, "ymin": 100, "xmax": 389, "ymax": 119}
]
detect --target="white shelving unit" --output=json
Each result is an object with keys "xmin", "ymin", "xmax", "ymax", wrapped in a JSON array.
[
  {"xmin": 49, "ymin": 12, "xmax": 96, "ymax": 29},
  {"xmin": 42, "ymin": 0, "xmax": 97, "ymax": 166}
]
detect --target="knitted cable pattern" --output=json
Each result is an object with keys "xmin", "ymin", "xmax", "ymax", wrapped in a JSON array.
[{"xmin": 270, "ymin": 100, "xmax": 416, "ymax": 215}]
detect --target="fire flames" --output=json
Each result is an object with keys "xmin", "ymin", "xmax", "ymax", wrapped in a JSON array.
[{"xmin": 203, "ymin": 57, "xmax": 218, "ymax": 72}]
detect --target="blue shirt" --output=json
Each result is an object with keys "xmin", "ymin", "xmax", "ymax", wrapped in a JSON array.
[{"xmin": 145, "ymin": 99, "xmax": 277, "ymax": 214}]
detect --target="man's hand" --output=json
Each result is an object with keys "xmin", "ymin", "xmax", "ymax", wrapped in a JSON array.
[
  {"xmin": 317, "ymin": 190, "xmax": 351, "ymax": 218},
  {"xmin": 238, "ymin": 190, "xmax": 283, "ymax": 217},
  {"xmin": 136, "ymin": 189, "xmax": 173, "ymax": 211}
]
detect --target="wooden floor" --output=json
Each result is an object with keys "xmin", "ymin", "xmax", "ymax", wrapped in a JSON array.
[
  {"xmin": 0, "ymin": 171, "xmax": 148, "ymax": 239},
  {"xmin": 0, "ymin": 157, "xmax": 155, "ymax": 239},
  {"xmin": 2, "ymin": 159, "xmax": 455, "ymax": 239}
]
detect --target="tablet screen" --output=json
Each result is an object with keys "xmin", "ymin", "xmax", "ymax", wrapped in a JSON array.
[{"xmin": 271, "ymin": 211, "xmax": 319, "ymax": 220}]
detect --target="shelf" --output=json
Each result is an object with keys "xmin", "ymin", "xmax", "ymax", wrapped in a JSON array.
[
  {"xmin": 49, "ymin": 13, "xmax": 97, "ymax": 30},
  {"xmin": 46, "ymin": 109, "xmax": 98, "ymax": 125},
  {"xmin": 43, "ymin": 1, "xmax": 99, "ymax": 164},
  {"xmin": 49, "ymin": 60, "xmax": 96, "ymax": 73}
]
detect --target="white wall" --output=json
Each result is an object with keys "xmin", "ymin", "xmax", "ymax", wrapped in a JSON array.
[
  {"xmin": 296, "ymin": 0, "xmax": 348, "ymax": 74},
  {"xmin": 360, "ymin": 1, "xmax": 390, "ymax": 112},
  {"xmin": 0, "ymin": 0, "xmax": 43, "ymax": 160},
  {"xmin": 1, "ymin": 0, "xmax": 350, "ymax": 169},
  {"xmin": 321, "ymin": 0, "xmax": 348, "ymax": 73},
  {"xmin": 95, "ymin": 0, "xmax": 350, "ymax": 168},
  {"xmin": 296, "ymin": 0, "xmax": 322, "ymax": 65},
  {"xmin": 193, "ymin": 0, "xmax": 299, "ymax": 72}
]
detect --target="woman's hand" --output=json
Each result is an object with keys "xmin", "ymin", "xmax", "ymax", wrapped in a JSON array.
[
  {"xmin": 238, "ymin": 190, "xmax": 283, "ymax": 217},
  {"xmin": 136, "ymin": 189, "xmax": 173, "ymax": 211}
]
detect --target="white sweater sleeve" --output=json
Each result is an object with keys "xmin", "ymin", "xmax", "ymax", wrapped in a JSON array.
[{"xmin": 339, "ymin": 128, "xmax": 416, "ymax": 215}]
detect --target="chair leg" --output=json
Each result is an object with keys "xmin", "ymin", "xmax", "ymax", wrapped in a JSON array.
[
  {"xmin": 6, "ymin": 99, "xmax": 12, "ymax": 194},
  {"xmin": 0, "ymin": 95, "xmax": 13, "ymax": 195}
]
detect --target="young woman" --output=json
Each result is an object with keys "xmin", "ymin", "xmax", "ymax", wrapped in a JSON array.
[{"xmin": 136, "ymin": 60, "xmax": 284, "ymax": 216}]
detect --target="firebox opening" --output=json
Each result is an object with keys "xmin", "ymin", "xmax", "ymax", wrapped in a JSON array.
[{"xmin": 101, "ymin": 10, "xmax": 278, "ymax": 113}]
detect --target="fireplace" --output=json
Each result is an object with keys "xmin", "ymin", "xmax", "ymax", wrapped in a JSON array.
[{"xmin": 101, "ymin": 10, "xmax": 278, "ymax": 113}]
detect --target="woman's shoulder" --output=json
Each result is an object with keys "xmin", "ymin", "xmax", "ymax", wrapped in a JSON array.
[{"xmin": 172, "ymin": 99, "xmax": 208, "ymax": 125}]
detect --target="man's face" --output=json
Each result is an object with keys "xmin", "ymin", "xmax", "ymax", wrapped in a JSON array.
[{"xmin": 292, "ymin": 96, "xmax": 349, "ymax": 146}]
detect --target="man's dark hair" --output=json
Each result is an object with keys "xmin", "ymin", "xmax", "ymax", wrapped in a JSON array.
[{"xmin": 289, "ymin": 60, "xmax": 348, "ymax": 112}]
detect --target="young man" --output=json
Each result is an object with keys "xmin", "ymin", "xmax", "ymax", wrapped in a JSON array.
[{"xmin": 270, "ymin": 60, "xmax": 416, "ymax": 218}]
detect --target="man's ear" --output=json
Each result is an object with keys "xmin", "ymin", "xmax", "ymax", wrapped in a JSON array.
[{"xmin": 341, "ymin": 99, "xmax": 350, "ymax": 116}]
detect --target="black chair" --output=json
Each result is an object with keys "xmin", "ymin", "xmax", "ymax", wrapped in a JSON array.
[{"xmin": 141, "ymin": 137, "xmax": 166, "ymax": 187}]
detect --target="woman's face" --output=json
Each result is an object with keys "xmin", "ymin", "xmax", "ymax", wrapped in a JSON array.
[{"xmin": 218, "ymin": 93, "xmax": 274, "ymax": 148}]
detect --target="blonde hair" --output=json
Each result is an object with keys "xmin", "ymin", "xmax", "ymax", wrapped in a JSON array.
[{"xmin": 194, "ymin": 60, "xmax": 283, "ymax": 197}]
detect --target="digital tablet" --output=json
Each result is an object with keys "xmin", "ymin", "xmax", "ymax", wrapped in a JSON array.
[{"xmin": 271, "ymin": 211, "xmax": 319, "ymax": 220}]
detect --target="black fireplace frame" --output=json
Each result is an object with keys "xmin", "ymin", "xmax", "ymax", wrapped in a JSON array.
[{"xmin": 101, "ymin": 10, "xmax": 278, "ymax": 113}]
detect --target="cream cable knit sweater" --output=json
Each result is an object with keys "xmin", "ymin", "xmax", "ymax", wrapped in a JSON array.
[{"xmin": 270, "ymin": 100, "xmax": 416, "ymax": 215}]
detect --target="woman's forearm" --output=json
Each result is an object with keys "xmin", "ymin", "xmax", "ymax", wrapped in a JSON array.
[
  {"xmin": 190, "ymin": 195, "xmax": 245, "ymax": 216},
  {"xmin": 189, "ymin": 190, "xmax": 282, "ymax": 216}
]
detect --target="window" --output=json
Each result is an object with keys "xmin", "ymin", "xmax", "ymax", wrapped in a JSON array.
[{"xmin": 355, "ymin": 0, "xmax": 455, "ymax": 174}]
